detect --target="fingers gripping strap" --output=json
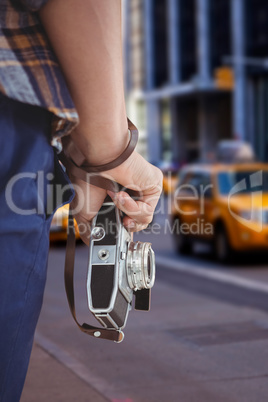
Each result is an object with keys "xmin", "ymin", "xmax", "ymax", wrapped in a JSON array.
[{"xmin": 65, "ymin": 212, "xmax": 123, "ymax": 342}]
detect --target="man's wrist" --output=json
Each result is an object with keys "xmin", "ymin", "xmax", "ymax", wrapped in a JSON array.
[
  {"xmin": 81, "ymin": 133, "xmax": 130, "ymax": 166},
  {"xmin": 62, "ymin": 125, "xmax": 130, "ymax": 167}
]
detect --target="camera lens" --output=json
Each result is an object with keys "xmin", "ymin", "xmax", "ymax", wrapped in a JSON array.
[{"xmin": 126, "ymin": 241, "xmax": 155, "ymax": 291}]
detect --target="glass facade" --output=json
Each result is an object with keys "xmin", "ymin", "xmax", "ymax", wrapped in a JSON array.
[
  {"xmin": 245, "ymin": 0, "xmax": 268, "ymax": 161},
  {"xmin": 160, "ymin": 99, "xmax": 172, "ymax": 161},
  {"xmin": 129, "ymin": 0, "xmax": 145, "ymax": 89},
  {"xmin": 125, "ymin": 0, "xmax": 268, "ymax": 164},
  {"xmin": 251, "ymin": 78, "xmax": 268, "ymax": 161},
  {"xmin": 152, "ymin": 0, "xmax": 169, "ymax": 87},
  {"xmin": 209, "ymin": 0, "xmax": 231, "ymax": 72},
  {"xmin": 179, "ymin": 0, "xmax": 197, "ymax": 82},
  {"xmin": 246, "ymin": 0, "xmax": 268, "ymax": 58}
]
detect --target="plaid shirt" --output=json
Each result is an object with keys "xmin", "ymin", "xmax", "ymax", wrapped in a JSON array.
[{"xmin": 0, "ymin": 0, "xmax": 79, "ymax": 138}]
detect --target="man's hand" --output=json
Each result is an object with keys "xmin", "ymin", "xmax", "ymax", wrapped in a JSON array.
[
  {"xmin": 70, "ymin": 151, "xmax": 163, "ymax": 245},
  {"xmin": 107, "ymin": 151, "xmax": 163, "ymax": 231}
]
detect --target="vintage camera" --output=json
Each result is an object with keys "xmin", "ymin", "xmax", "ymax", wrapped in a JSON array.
[{"xmin": 87, "ymin": 198, "xmax": 155, "ymax": 340}]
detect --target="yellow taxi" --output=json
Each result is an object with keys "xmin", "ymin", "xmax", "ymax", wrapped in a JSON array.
[
  {"xmin": 158, "ymin": 161, "xmax": 179, "ymax": 196},
  {"xmin": 172, "ymin": 162, "xmax": 268, "ymax": 261},
  {"xmin": 163, "ymin": 171, "xmax": 179, "ymax": 196},
  {"xmin": 50, "ymin": 204, "xmax": 80, "ymax": 242}
]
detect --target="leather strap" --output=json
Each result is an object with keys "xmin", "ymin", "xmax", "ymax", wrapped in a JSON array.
[
  {"xmin": 59, "ymin": 118, "xmax": 138, "ymax": 175},
  {"xmin": 78, "ymin": 118, "xmax": 138, "ymax": 172},
  {"xmin": 61, "ymin": 118, "xmax": 139, "ymax": 342},
  {"xmin": 59, "ymin": 151, "xmax": 140, "ymax": 198}
]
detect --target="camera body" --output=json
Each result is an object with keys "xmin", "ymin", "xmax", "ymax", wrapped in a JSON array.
[{"xmin": 87, "ymin": 199, "xmax": 155, "ymax": 333}]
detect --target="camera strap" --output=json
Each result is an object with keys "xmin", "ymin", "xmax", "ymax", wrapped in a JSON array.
[
  {"xmin": 60, "ymin": 118, "xmax": 139, "ymax": 342},
  {"xmin": 59, "ymin": 118, "xmax": 139, "ymax": 195}
]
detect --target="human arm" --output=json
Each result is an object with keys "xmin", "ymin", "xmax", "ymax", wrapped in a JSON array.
[
  {"xmin": 38, "ymin": 0, "xmax": 162, "ymax": 240},
  {"xmin": 39, "ymin": 0, "xmax": 129, "ymax": 164}
]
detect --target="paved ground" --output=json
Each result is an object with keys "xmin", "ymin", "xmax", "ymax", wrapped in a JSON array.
[
  {"xmin": 21, "ymin": 197, "xmax": 268, "ymax": 402},
  {"xmin": 21, "ymin": 344, "xmax": 108, "ymax": 402}
]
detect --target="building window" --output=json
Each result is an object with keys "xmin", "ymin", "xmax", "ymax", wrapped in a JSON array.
[
  {"xmin": 136, "ymin": 100, "xmax": 146, "ymax": 131},
  {"xmin": 129, "ymin": 0, "xmax": 145, "ymax": 89},
  {"xmin": 178, "ymin": 0, "xmax": 197, "ymax": 82},
  {"xmin": 135, "ymin": 100, "xmax": 147, "ymax": 158},
  {"xmin": 209, "ymin": 0, "xmax": 231, "ymax": 72},
  {"xmin": 161, "ymin": 99, "xmax": 172, "ymax": 161},
  {"xmin": 152, "ymin": 0, "xmax": 169, "ymax": 88},
  {"xmin": 251, "ymin": 78, "xmax": 268, "ymax": 161},
  {"xmin": 246, "ymin": 0, "xmax": 268, "ymax": 58}
]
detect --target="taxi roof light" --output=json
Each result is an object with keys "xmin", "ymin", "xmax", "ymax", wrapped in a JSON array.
[{"xmin": 217, "ymin": 140, "xmax": 256, "ymax": 164}]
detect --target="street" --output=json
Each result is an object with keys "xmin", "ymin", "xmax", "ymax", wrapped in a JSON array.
[{"xmin": 22, "ymin": 199, "xmax": 268, "ymax": 402}]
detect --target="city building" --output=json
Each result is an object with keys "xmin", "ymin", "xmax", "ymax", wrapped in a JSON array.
[{"xmin": 123, "ymin": 0, "xmax": 268, "ymax": 164}]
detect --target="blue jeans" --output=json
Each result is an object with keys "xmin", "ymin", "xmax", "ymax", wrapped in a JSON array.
[{"xmin": 0, "ymin": 95, "xmax": 74, "ymax": 401}]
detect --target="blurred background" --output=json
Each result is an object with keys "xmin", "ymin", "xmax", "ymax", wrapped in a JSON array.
[
  {"xmin": 22, "ymin": 2, "xmax": 268, "ymax": 402},
  {"xmin": 123, "ymin": 0, "xmax": 268, "ymax": 164}
]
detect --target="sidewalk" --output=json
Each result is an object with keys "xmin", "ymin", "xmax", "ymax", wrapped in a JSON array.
[{"xmin": 21, "ymin": 343, "xmax": 108, "ymax": 402}]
